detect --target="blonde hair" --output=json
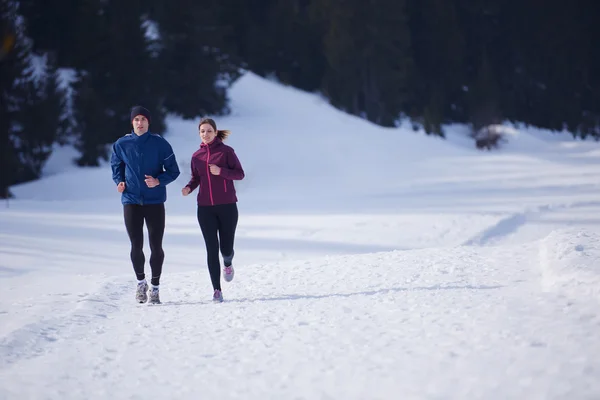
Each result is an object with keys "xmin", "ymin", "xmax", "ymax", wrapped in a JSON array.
[{"xmin": 199, "ymin": 118, "xmax": 230, "ymax": 140}]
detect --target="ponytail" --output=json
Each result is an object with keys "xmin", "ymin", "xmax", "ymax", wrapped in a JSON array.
[{"xmin": 217, "ymin": 129, "xmax": 230, "ymax": 140}]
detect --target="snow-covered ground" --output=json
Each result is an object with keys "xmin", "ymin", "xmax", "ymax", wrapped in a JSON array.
[{"xmin": 1, "ymin": 72, "xmax": 599, "ymax": 399}]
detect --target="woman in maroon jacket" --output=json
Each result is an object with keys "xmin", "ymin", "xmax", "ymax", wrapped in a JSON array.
[{"xmin": 182, "ymin": 118, "xmax": 245, "ymax": 302}]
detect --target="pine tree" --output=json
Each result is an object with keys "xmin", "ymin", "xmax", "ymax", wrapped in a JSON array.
[
  {"xmin": 578, "ymin": 0, "xmax": 600, "ymax": 139},
  {"xmin": 72, "ymin": 0, "xmax": 166, "ymax": 166},
  {"xmin": 12, "ymin": 58, "xmax": 67, "ymax": 183},
  {"xmin": 0, "ymin": 0, "xmax": 19, "ymax": 198},
  {"xmin": 468, "ymin": 54, "xmax": 501, "ymax": 132},
  {"xmin": 0, "ymin": 0, "xmax": 66, "ymax": 197},
  {"xmin": 146, "ymin": 0, "xmax": 241, "ymax": 119},
  {"xmin": 407, "ymin": 0, "xmax": 467, "ymax": 136},
  {"xmin": 230, "ymin": 0, "xmax": 326, "ymax": 92},
  {"xmin": 314, "ymin": 0, "xmax": 413, "ymax": 126},
  {"xmin": 18, "ymin": 0, "xmax": 82, "ymax": 68}
]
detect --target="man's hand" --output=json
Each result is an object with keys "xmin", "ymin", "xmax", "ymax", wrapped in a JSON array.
[
  {"xmin": 145, "ymin": 175, "xmax": 160, "ymax": 188},
  {"xmin": 117, "ymin": 182, "xmax": 126, "ymax": 193},
  {"xmin": 182, "ymin": 186, "xmax": 191, "ymax": 196}
]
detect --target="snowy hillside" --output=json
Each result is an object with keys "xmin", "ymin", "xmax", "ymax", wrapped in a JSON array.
[{"xmin": 1, "ymin": 72, "xmax": 599, "ymax": 399}]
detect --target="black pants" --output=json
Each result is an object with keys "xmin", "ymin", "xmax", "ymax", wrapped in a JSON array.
[
  {"xmin": 123, "ymin": 203, "xmax": 165, "ymax": 286},
  {"xmin": 197, "ymin": 203, "xmax": 238, "ymax": 291}
]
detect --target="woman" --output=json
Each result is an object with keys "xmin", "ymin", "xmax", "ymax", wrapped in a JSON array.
[{"xmin": 182, "ymin": 118, "xmax": 245, "ymax": 302}]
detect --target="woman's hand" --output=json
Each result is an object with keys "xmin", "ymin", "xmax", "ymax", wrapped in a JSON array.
[
  {"xmin": 182, "ymin": 186, "xmax": 191, "ymax": 196},
  {"xmin": 209, "ymin": 164, "xmax": 221, "ymax": 175}
]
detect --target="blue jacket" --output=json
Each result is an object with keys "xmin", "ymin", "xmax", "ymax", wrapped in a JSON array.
[{"xmin": 110, "ymin": 131, "xmax": 180, "ymax": 205}]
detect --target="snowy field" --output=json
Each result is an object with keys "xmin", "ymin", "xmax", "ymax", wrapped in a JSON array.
[{"xmin": 1, "ymin": 72, "xmax": 599, "ymax": 399}]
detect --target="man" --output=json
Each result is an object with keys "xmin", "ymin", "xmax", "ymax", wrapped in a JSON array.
[{"xmin": 110, "ymin": 106, "xmax": 180, "ymax": 304}]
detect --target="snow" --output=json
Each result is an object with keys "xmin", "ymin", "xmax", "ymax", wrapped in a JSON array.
[
  {"xmin": 539, "ymin": 228, "xmax": 600, "ymax": 302},
  {"xmin": 1, "ymin": 72, "xmax": 600, "ymax": 399}
]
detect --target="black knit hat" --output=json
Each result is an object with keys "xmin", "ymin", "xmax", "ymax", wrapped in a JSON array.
[{"xmin": 130, "ymin": 105, "xmax": 151, "ymax": 124}]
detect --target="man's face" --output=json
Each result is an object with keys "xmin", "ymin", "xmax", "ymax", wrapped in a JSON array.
[{"xmin": 132, "ymin": 115, "xmax": 149, "ymax": 135}]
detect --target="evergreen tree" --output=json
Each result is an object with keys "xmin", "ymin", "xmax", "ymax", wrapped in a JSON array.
[
  {"xmin": 146, "ymin": 0, "xmax": 241, "ymax": 119},
  {"xmin": 12, "ymin": 59, "xmax": 67, "ymax": 183},
  {"xmin": 72, "ymin": 0, "xmax": 166, "ymax": 166},
  {"xmin": 578, "ymin": 0, "xmax": 600, "ymax": 139},
  {"xmin": 0, "ymin": 0, "xmax": 19, "ymax": 198},
  {"xmin": 407, "ymin": 0, "xmax": 467, "ymax": 135},
  {"xmin": 223, "ymin": 0, "xmax": 326, "ymax": 92},
  {"xmin": 0, "ymin": 0, "xmax": 65, "ymax": 198},
  {"xmin": 18, "ymin": 0, "xmax": 82, "ymax": 68},
  {"xmin": 468, "ymin": 54, "xmax": 501, "ymax": 132},
  {"xmin": 314, "ymin": 0, "xmax": 414, "ymax": 126}
]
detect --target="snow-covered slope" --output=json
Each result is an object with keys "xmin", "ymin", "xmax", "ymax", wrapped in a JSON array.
[{"xmin": 1, "ymin": 72, "xmax": 600, "ymax": 399}]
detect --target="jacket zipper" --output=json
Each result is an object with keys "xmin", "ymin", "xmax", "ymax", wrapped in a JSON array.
[
  {"xmin": 139, "ymin": 147, "xmax": 144, "ymax": 205},
  {"xmin": 205, "ymin": 145, "xmax": 214, "ymax": 205},
  {"xmin": 223, "ymin": 180, "xmax": 227, "ymax": 193}
]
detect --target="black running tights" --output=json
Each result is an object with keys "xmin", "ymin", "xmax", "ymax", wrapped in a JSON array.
[
  {"xmin": 197, "ymin": 203, "xmax": 238, "ymax": 291},
  {"xmin": 123, "ymin": 203, "xmax": 165, "ymax": 286}
]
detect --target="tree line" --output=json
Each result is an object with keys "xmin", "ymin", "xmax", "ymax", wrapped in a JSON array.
[{"xmin": 1, "ymin": 0, "xmax": 598, "ymax": 197}]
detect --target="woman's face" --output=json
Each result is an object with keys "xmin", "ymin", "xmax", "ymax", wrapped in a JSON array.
[{"xmin": 200, "ymin": 123, "xmax": 217, "ymax": 144}]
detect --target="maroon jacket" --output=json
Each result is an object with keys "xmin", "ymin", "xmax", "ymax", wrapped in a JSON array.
[{"xmin": 185, "ymin": 138, "xmax": 245, "ymax": 206}]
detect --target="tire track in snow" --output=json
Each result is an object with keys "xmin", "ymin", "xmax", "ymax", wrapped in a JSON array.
[
  {"xmin": 463, "ymin": 211, "xmax": 531, "ymax": 246},
  {"xmin": 462, "ymin": 203, "xmax": 584, "ymax": 246},
  {"xmin": 464, "ymin": 201, "xmax": 600, "ymax": 246}
]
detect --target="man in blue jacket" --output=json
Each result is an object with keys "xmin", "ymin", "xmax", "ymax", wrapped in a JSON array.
[{"xmin": 110, "ymin": 106, "xmax": 180, "ymax": 304}]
